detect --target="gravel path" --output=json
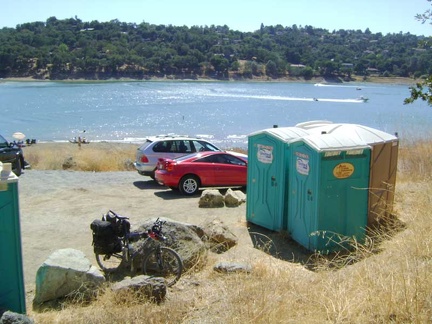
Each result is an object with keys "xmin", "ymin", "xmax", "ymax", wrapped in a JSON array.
[{"xmin": 17, "ymin": 170, "xmax": 247, "ymax": 291}]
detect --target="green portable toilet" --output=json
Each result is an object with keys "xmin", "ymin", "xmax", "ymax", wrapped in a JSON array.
[
  {"xmin": 0, "ymin": 163, "xmax": 26, "ymax": 314},
  {"xmin": 246, "ymin": 126, "xmax": 309, "ymax": 231},
  {"xmin": 296, "ymin": 121, "xmax": 399, "ymax": 227},
  {"xmin": 287, "ymin": 132, "xmax": 371, "ymax": 253}
]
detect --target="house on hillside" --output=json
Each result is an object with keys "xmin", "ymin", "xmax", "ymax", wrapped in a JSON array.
[
  {"xmin": 290, "ymin": 64, "xmax": 306, "ymax": 69},
  {"xmin": 366, "ymin": 67, "xmax": 380, "ymax": 75}
]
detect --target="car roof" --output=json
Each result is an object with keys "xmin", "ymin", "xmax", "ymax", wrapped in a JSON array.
[{"xmin": 147, "ymin": 134, "xmax": 207, "ymax": 142}]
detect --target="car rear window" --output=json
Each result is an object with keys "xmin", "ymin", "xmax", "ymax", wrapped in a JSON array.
[
  {"xmin": 0, "ymin": 135, "xmax": 8, "ymax": 148},
  {"xmin": 138, "ymin": 139, "xmax": 153, "ymax": 150},
  {"xmin": 193, "ymin": 140, "xmax": 220, "ymax": 152},
  {"xmin": 153, "ymin": 141, "xmax": 172, "ymax": 152}
]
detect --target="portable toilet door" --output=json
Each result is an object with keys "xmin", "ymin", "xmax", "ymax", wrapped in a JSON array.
[
  {"xmin": 288, "ymin": 134, "xmax": 371, "ymax": 253},
  {"xmin": 368, "ymin": 140, "xmax": 398, "ymax": 226},
  {"xmin": 295, "ymin": 121, "xmax": 399, "ymax": 227},
  {"xmin": 287, "ymin": 142, "xmax": 317, "ymax": 249},
  {"xmin": 246, "ymin": 127, "xmax": 308, "ymax": 231},
  {"xmin": 0, "ymin": 166, "xmax": 26, "ymax": 314}
]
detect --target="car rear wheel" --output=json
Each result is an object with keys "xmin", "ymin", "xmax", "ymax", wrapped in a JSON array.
[
  {"xmin": 149, "ymin": 170, "xmax": 156, "ymax": 180},
  {"xmin": 13, "ymin": 157, "xmax": 22, "ymax": 176},
  {"xmin": 179, "ymin": 175, "xmax": 200, "ymax": 195}
]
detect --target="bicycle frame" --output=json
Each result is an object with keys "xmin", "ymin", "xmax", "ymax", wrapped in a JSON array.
[
  {"xmin": 94, "ymin": 210, "xmax": 183, "ymax": 286},
  {"xmin": 124, "ymin": 231, "xmax": 162, "ymax": 267}
]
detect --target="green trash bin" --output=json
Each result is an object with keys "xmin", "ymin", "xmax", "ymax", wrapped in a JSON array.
[
  {"xmin": 0, "ymin": 163, "xmax": 26, "ymax": 314},
  {"xmin": 287, "ymin": 133, "xmax": 371, "ymax": 253},
  {"xmin": 246, "ymin": 127, "xmax": 309, "ymax": 231}
]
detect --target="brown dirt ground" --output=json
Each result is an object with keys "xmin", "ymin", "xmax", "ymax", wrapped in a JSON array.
[{"xmin": 16, "ymin": 168, "xmax": 313, "ymax": 311}]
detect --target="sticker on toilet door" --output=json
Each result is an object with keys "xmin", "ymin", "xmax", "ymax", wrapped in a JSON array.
[
  {"xmin": 257, "ymin": 144, "xmax": 273, "ymax": 163},
  {"xmin": 296, "ymin": 157, "xmax": 310, "ymax": 175},
  {"xmin": 333, "ymin": 163, "xmax": 355, "ymax": 179}
]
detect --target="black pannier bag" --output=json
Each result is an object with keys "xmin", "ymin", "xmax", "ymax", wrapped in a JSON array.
[
  {"xmin": 118, "ymin": 220, "xmax": 131, "ymax": 237},
  {"xmin": 90, "ymin": 219, "xmax": 122, "ymax": 255},
  {"xmin": 102, "ymin": 213, "xmax": 128, "ymax": 237}
]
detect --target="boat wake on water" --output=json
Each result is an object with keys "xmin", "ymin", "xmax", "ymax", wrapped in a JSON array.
[
  {"xmin": 314, "ymin": 83, "xmax": 363, "ymax": 88},
  {"xmin": 207, "ymin": 93, "xmax": 365, "ymax": 103}
]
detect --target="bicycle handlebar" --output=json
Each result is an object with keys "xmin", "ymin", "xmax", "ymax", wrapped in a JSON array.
[
  {"xmin": 106, "ymin": 210, "xmax": 167, "ymax": 241},
  {"xmin": 108, "ymin": 209, "xmax": 129, "ymax": 220}
]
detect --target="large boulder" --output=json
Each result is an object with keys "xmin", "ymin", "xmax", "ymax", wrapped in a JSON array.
[
  {"xmin": 224, "ymin": 188, "xmax": 246, "ymax": 207},
  {"xmin": 200, "ymin": 218, "xmax": 238, "ymax": 253},
  {"xmin": 198, "ymin": 190, "xmax": 225, "ymax": 208},
  {"xmin": 111, "ymin": 275, "xmax": 166, "ymax": 303},
  {"xmin": 33, "ymin": 248, "xmax": 105, "ymax": 308},
  {"xmin": 0, "ymin": 311, "xmax": 34, "ymax": 324},
  {"xmin": 135, "ymin": 218, "xmax": 207, "ymax": 271}
]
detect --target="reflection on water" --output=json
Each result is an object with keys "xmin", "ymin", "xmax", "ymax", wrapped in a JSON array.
[{"xmin": 1, "ymin": 81, "xmax": 430, "ymax": 148}]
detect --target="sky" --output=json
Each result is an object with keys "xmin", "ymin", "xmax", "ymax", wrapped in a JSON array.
[{"xmin": 1, "ymin": 0, "xmax": 431, "ymax": 36}]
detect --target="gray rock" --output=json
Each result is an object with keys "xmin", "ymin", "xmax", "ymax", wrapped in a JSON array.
[
  {"xmin": 213, "ymin": 262, "xmax": 252, "ymax": 274},
  {"xmin": 61, "ymin": 156, "xmax": 76, "ymax": 170},
  {"xmin": 201, "ymin": 218, "xmax": 238, "ymax": 253},
  {"xmin": 0, "ymin": 311, "xmax": 34, "ymax": 324},
  {"xmin": 224, "ymin": 188, "xmax": 246, "ymax": 207},
  {"xmin": 198, "ymin": 190, "xmax": 225, "ymax": 208},
  {"xmin": 136, "ymin": 218, "xmax": 207, "ymax": 271},
  {"xmin": 112, "ymin": 275, "xmax": 166, "ymax": 303},
  {"xmin": 33, "ymin": 248, "xmax": 105, "ymax": 306}
]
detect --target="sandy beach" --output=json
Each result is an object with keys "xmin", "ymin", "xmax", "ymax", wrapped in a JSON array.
[{"xmin": 1, "ymin": 75, "xmax": 418, "ymax": 85}]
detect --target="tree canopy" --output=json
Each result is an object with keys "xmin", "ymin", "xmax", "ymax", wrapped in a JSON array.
[
  {"xmin": 0, "ymin": 17, "xmax": 431, "ymax": 81},
  {"xmin": 405, "ymin": 0, "xmax": 432, "ymax": 106}
]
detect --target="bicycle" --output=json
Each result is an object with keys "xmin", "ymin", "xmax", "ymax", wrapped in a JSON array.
[{"xmin": 90, "ymin": 210, "xmax": 183, "ymax": 287}]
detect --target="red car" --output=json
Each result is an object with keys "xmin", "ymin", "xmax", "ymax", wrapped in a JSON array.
[{"xmin": 155, "ymin": 151, "xmax": 247, "ymax": 195}]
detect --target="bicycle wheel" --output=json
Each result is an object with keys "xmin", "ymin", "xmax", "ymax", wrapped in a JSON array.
[
  {"xmin": 95, "ymin": 252, "xmax": 123, "ymax": 272},
  {"xmin": 142, "ymin": 247, "xmax": 183, "ymax": 287}
]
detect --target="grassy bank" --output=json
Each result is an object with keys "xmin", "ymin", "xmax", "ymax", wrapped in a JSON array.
[
  {"xmin": 25, "ymin": 141, "xmax": 432, "ymax": 323},
  {"xmin": 24, "ymin": 142, "xmax": 138, "ymax": 172},
  {"xmin": 23, "ymin": 142, "xmax": 247, "ymax": 172},
  {"xmin": 2, "ymin": 74, "xmax": 419, "ymax": 85}
]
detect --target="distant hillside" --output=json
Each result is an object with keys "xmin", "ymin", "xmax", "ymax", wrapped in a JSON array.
[{"xmin": 0, "ymin": 17, "xmax": 430, "ymax": 81}]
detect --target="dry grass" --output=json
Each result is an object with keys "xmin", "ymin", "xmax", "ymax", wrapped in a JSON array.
[
  {"xmin": 398, "ymin": 139, "xmax": 432, "ymax": 182},
  {"xmin": 24, "ymin": 140, "xmax": 432, "ymax": 323},
  {"xmin": 23, "ymin": 142, "xmax": 247, "ymax": 172},
  {"xmin": 24, "ymin": 142, "xmax": 138, "ymax": 172}
]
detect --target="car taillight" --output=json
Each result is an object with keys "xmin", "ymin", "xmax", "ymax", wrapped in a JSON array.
[
  {"xmin": 158, "ymin": 159, "xmax": 175, "ymax": 171},
  {"xmin": 140, "ymin": 155, "xmax": 149, "ymax": 163},
  {"xmin": 156, "ymin": 158, "xmax": 164, "ymax": 170},
  {"xmin": 165, "ymin": 161, "xmax": 175, "ymax": 172}
]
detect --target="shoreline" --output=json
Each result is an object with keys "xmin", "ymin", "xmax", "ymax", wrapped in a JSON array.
[{"xmin": 1, "ymin": 75, "xmax": 419, "ymax": 85}]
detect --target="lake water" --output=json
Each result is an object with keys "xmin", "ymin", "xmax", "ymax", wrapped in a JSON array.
[{"xmin": 1, "ymin": 80, "xmax": 431, "ymax": 149}]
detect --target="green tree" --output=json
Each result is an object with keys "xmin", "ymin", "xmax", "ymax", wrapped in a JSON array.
[
  {"xmin": 302, "ymin": 66, "xmax": 314, "ymax": 79},
  {"xmin": 210, "ymin": 55, "xmax": 229, "ymax": 73},
  {"xmin": 405, "ymin": 0, "xmax": 432, "ymax": 105},
  {"xmin": 265, "ymin": 60, "xmax": 277, "ymax": 76}
]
